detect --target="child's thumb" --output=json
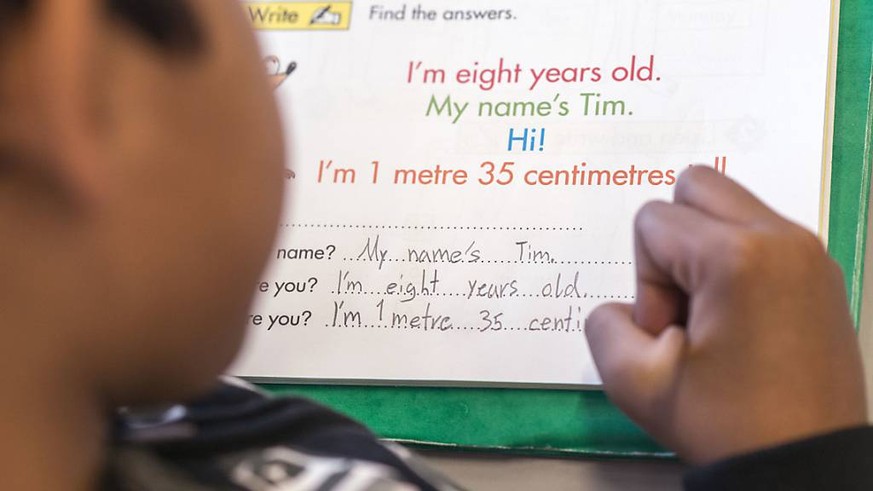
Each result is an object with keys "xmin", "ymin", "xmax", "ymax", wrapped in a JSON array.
[{"xmin": 586, "ymin": 302, "xmax": 686, "ymax": 426}]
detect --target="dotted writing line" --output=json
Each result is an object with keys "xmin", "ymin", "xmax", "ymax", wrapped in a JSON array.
[
  {"xmin": 284, "ymin": 224, "xmax": 583, "ymax": 232},
  {"xmin": 330, "ymin": 291, "xmax": 635, "ymax": 300},
  {"xmin": 323, "ymin": 324, "xmax": 585, "ymax": 333},
  {"xmin": 343, "ymin": 258, "xmax": 632, "ymax": 265}
]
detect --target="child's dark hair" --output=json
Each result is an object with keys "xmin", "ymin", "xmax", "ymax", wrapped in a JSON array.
[
  {"xmin": 0, "ymin": 0, "xmax": 203, "ymax": 52},
  {"xmin": 0, "ymin": 0, "xmax": 27, "ymax": 31}
]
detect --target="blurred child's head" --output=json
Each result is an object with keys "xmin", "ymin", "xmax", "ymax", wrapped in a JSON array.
[{"xmin": 0, "ymin": 0, "xmax": 284, "ymax": 403}]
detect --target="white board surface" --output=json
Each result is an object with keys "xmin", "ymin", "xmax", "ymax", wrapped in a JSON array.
[{"xmin": 232, "ymin": 0, "xmax": 835, "ymax": 386}]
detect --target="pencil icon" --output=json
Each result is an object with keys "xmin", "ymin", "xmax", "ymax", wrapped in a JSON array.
[
  {"xmin": 310, "ymin": 5, "xmax": 342, "ymax": 25},
  {"xmin": 264, "ymin": 56, "xmax": 297, "ymax": 90}
]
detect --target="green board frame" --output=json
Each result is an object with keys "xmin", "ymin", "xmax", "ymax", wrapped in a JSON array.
[
  {"xmin": 831, "ymin": 0, "xmax": 873, "ymax": 327},
  {"xmin": 262, "ymin": 1, "xmax": 873, "ymax": 458}
]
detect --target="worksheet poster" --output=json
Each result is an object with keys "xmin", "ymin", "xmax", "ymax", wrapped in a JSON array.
[{"xmin": 233, "ymin": 0, "xmax": 833, "ymax": 386}]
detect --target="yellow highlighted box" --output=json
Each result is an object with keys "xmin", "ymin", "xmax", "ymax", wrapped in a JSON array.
[{"xmin": 244, "ymin": 2, "xmax": 352, "ymax": 30}]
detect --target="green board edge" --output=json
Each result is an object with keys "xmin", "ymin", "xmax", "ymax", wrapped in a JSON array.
[
  {"xmin": 263, "ymin": 384, "xmax": 669, "ymax": 458},
  {"xmin": 830, "ymin": 0, "xmax": 873, "ymax": 327},
  {"xmin": 263, "ymin": 1, "xmax": 873, "ymax": 457}
]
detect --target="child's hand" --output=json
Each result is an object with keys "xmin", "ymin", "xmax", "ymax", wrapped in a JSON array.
[{"xmin": 585, "ymin": 166, "xmax": 868, "ymax": 465}]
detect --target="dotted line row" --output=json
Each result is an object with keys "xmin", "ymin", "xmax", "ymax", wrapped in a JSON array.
[
  {"xmin": 517, "ymin": 294, "xmax": 635, "ymax": 300},
  {"xmin": 284, "ymin": 224, "xmax": 583, "ymax": 232},
  {"xmin": 323, "ymin": 324, "xmax": 585, "ymax": 333},
  {"xmin": 326, "ymin": 323, "xmax": 477, "ymax": 331},
  {"xmin": 343, "ymin": 258, "xmax": 632, "ymax": 265},
  {"xmin": 330, "ymin": 291, "xmax": 635, "ymax": 300},
  {"xmin": 331, "ymin": 291, "xmax": 467, "ymax": 297},
  {"xmin": 480, "ymin": 260, "xmax": 632, "ymax": 265}
]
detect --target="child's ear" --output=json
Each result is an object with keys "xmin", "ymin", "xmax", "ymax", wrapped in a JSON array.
[{"xmin": 26, "ymin": 0, "xmax": 107, "ymax": 205}]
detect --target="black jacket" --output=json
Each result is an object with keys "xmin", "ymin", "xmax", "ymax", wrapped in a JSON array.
[
  {"xmin": 105, "ymin": 378, "xmax": 873, "ymax": 490},
  {"xmin": 685, "ymin": 425, "xmax": 873, "ymax": 490}
]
